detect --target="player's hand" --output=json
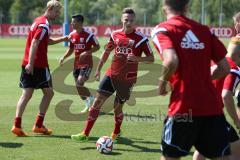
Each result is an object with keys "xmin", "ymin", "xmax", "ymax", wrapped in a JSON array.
[
  {"xmin": 25, "ymin": 63, "xmax": 34, "ymax": 75},
  {"xmin": 79, "ymin": 51, "xmax": 91, "ymax": 61},
  {"xmin": 63, "ymin": 35, "xmax": 70, "ymax": 42},
  {"xmin": 59, "ymin": 57, "xmax": 65, "ymax": 66},
  {"xmin": 95, "ymin": 71, "xmax": 101, "ymax": 81},
  {"xmin": 127, "ymin": 54, "xmax": 139, "ymax": 62},
  {"xmin": 158, "ymin": 79, "xmax": 171, "ymax": 96}
]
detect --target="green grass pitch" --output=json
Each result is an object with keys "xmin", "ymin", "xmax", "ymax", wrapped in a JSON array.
[{"xmin": 0, "ymin": 37, "xmax": 234, "ymax": 160}]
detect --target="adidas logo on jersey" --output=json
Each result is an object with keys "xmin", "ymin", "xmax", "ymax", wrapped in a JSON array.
[{"xmin": 181, "ymin": 30, "xmax": 205, "ymax": 50}]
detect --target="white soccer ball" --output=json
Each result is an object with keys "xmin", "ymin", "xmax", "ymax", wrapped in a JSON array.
[{"xmin": 96, "ymin": 136, "xmax": 113, "ymax": 154}]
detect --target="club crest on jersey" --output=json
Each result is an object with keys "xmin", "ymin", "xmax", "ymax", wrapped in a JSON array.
[
  {"xmin": 80, "ymin": 38, "xmax": 84, "ymax": 43},
  {"xmin": 181, "ymin": 30, "xmax": 205, "ymax": 50},
  {"xmin": 129, "ymin": 39, "xmax": 135, "ymax": 46}
]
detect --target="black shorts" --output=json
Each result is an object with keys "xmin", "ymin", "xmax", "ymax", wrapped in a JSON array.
[
  {"xmin": 73, "ymin": 67, "xmax": 92, "ymax": 79},
  {"xmin": 97, "ymin": 76, "xmax": 134, "ymax": 104},
  {"xmin": 20, "ymin": 66, "xmax": 52, "ymax": 89},
  {"xmin": 226, "ymin": 121, "xmax": 239, "ymax": 143},
  {"xmin": 161, "ymin": 115, "xmax": 230, "ymax": 159}
]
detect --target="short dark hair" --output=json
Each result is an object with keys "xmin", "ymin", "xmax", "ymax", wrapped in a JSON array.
[
  {"xmin": 163, "ymin": 0, "xmax": 189, "ymax": 12},
  {"xmin": 72, "ymin": 14, "xmax": 84, "ymax": 23},
  {"xmin": 122, "ymin": 8, "xmax": 135, "ymax": 15}
]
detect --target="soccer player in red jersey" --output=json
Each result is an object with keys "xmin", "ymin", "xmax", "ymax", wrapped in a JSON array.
[
  {"xmin": 59, "ymin": 14, "xmax": 100, "ymax": 113},
  {"xmin": 193, "ymin": 12, "xmax": 240, "ymax": 160},
  {"xmin": 151, "ymin": 0, "xmax": 231, "ymax": 159},
  {"xmin": 71, "ymin": 8, "xmax": 154, "ymax": 143},
  {"xmin": 11, "ymin": 0, "xmax": 69, "ymax": 137}
]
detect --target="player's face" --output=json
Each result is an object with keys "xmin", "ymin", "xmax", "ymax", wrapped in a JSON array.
[
  {"xmin": 121, "ymin": 13, "xmax": 135, "ymax": 30},
  {"xmin": 48, "ymin": 7, "xmax": 61, "ymax": 20},
  {"xmin": 71, "ymin": 18, "xmax": 82, "ymax": 30}
]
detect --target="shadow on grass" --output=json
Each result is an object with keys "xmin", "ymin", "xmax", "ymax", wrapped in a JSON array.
[
  {"xmin": 0, "ymin": 142, "xmax": 23, "ymax": 148},
  {"xmin": 80, "ymin": 147, "xmax": 122, "ymax": 155},
  {"xmin": 115, "ymin": 137, "xmax": 161, "ymax": 153},
  {"xmin": 71, "ymin": 136, "xmax": 99, "ymax": 143},
  {"xmin": 32, "ymin": 134, "xmax": 70, "ymax": 139},
  {"xmin": 79, "ymin": 136, "xmax": 161, "ymax": 154}
]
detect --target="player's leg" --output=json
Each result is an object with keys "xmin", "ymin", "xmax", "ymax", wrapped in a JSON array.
[
  {"xmin": 111, "ymin": 99, "xmax": 124, "ymax": 143},
  {"xmin": 75, "ymin": 75, "xmax": 90, "ymax": 100},
  {"xmin": 192, "ymin": 151, "xmax": 205, "ymax": 160},
  {"xmin": 111, "ymin": 81, "xmax": 133, "ymax": 143},
  {"xmin": 71, "ymin": 76, "xmax": 114, "ymax": 141},
  {"xmin": 74, "ymin": 67, "xmax": 94, "ymax": 112},
  {"xmin": 32, "ymin": 68, "xmax": 53, "ymax": 135},
  {"xmin": 32, "ymin": 87, "xmax": 54, "ymax": 135},
  {"xmin": 11, "ymin": 88, "xmax": 34, "ymax": 136},
  {"xmin": 71, "ymin": 92, "xmax": 110, "ymax": 141},
  {"xmin": 12, "ymin": 66, "xmax": 35, "ymax": 136},
  {"xmin": 230, "ymin": 140, "xmax": 240, "ymax": 160}
]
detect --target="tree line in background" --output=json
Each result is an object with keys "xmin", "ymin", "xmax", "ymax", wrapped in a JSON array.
[{"xmin": 0, "ymin": 0, "xmax": 240, "ymax": 26}]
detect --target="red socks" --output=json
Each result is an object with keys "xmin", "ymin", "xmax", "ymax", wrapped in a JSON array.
[
  {"xmin": 83, "ymin": 107, "xmax": 100, "ymax": 136},
  {"xmin": 35, "ymin": 113, "xmax": 45, "ymax": 128},
  {"xmin": 14, "ymin": 117, "xmax": 22, "ymax": 128},
  {"xmin": 113, "ymin": 112, "xmax": 124, "ymax": 134}
]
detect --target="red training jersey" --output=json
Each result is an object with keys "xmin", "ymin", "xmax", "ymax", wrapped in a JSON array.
[
  {"xmin": 151, "ymin": 15, "xmax": 227, "ymax": 116},
  {"xmin": 22, "ymin": 15, "xmax": 50, "ymax": 68},
  {"xmin": 105, "ymin": 29, "xmax": 153, "ymax": 83},
  {"xmin": 212, "ymin": 57, "xmax": 240, "ymax": 107},
  {"xmin": 69, "ymin": 29, "xmax": 99, "ymax": 69},
  {"xmin": 212, "ymin": 34, "xmax": 240, "ymax": 104}
]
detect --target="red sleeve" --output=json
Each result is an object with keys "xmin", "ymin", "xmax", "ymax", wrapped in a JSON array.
[
  {"xmin": 152, "ymin": 32, "xmax": 174, "ymax": 55},
  {"xmin": 223, "ymin": 73, "xmax": 238, "ymax": 92},
  {"xmin": 105, "ymin": 37, "xmax": 114, "ymax": 50},
  {"xmin": 211, "ymin": 34, "xmax": 227, "ymax": 63},
  {"xmin": 34, "ymin": 27, "xmax": 47, "ymax": 41},
  {"xmin": 140, "ymin": 40, "xmax": 153, "ymax": 56}
]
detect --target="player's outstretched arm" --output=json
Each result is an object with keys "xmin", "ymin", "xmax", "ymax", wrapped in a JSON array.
[
  {"xmin": 59, "ymin": 47, "xmax": 74, "ymax": 66},
  {"xmin": 48, "ymin": 35, "xmax": 69, "ymax": 45}
]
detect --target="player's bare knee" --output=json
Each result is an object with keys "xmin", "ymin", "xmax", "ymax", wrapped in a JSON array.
[
  {"xmin": 22, "ymin": 93, "xmax": 32, "ymax": 101},
  {"xmin": 230, "ymin": 140, "xmax": 240, "ymax": 156},
  {"xmin": 77, "ymin": 77, "xmax": 85, "ymax": 86},
  {"xmin": 43, "ymin": 89, "xmax": 54, "ymax": 98},
  {"xmin": 22, "ymin": 90, "xmax": 33, "ymax": 101}
]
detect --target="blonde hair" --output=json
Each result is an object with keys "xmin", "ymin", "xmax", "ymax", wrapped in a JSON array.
[
  {"xmin": 233, "ymin": 12, "xmax": 240, "ymax": 24},
  {"xmin": 47, "ymin": 0, "xmax": 63, "ymax": 10}
]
